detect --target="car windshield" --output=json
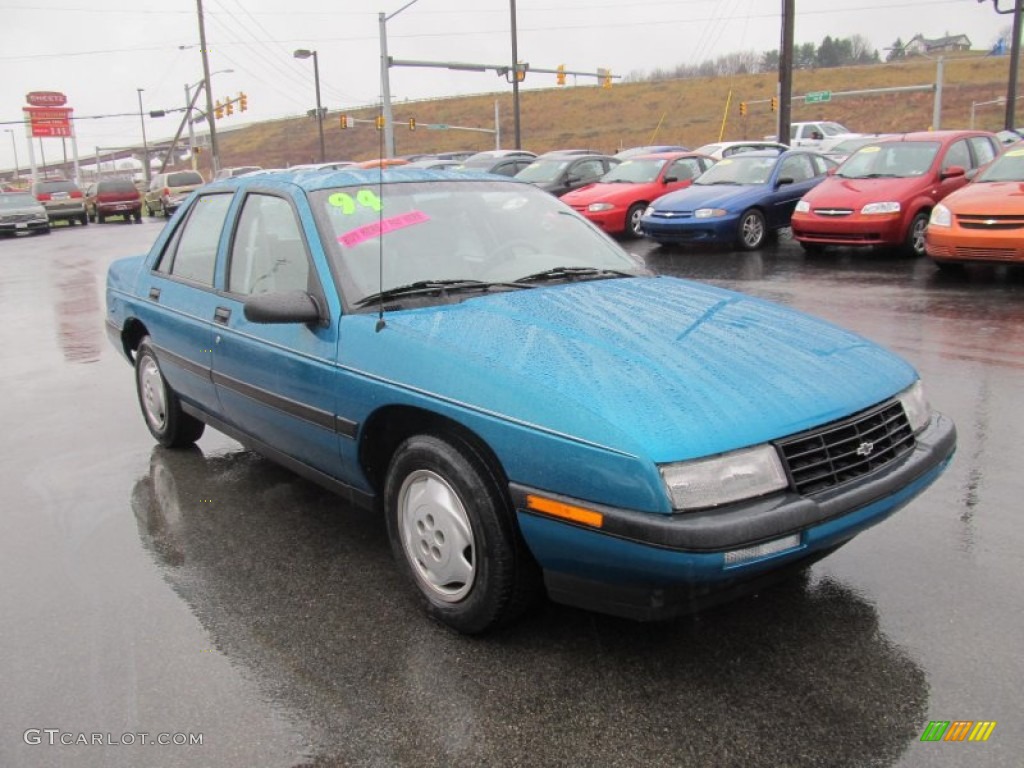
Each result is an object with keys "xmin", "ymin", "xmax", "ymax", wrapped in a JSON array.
[
  {"xmin": 601, "ymin": 159, "xmax": 666, "ymax": 183},
  {"xmin": 694, "ymin": 144, "xmax": 722, "ymax": 156},
  {"xmin": 98, "ymin": 180, "xmax": 138, "ymax": 194},
  {"xmin": 167, "ymin": 172, "xmax": 203, "ymax": 186},
  {"xmin": 0, "ymin": 193, "xmax": 36, "ymax": 207},
  {"xmin": 312, "ymin": 180, "xmax": 641, "ymax": 308},
  {"xmin": 829, "ymin": 138, "xmax": 878, "ymax": 155},
  {"xmin": 515, "ymin": 159, "xmax": 570, "ymax": 183},
  {"xmin": 694, "ymin": 155, "xmax": 776, "ymax": 186},
  {"xmin": 838, "ymin": 142, "xmax": 939, "ymax": 179},
  {"xmin": 976, "ymin": 147, "xmax": 1024, "ymax": 182},
  {"xmin": 35, "ymin": 180, "xmax": 78, "ymax": 194}
]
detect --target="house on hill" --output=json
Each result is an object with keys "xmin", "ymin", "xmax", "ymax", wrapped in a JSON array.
[{"xmin": 904, "ymin": 34, "xmax": 972, "ymax": 55}]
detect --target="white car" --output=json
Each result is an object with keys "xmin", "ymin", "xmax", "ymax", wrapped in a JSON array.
[
  {"xmin": 766, "ymin": 121, "xmax": 860, "ymax": 149},
  {"xmin": 693, "ymin": 140, "xmax": 789, "ymax": 160}
]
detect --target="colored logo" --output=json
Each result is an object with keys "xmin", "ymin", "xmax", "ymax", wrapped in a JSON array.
[{"xmin": 920, "ymin": 721, "xmax": 996, "ymax": 742}]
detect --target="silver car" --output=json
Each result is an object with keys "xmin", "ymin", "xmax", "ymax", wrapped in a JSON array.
[
  {"xmin": 31, "ymin": 179, "xmax": 87, "ymax": 226},
  {"xmin": 0, "ymin": 192, "xmax": 51, "ymax": 235}
]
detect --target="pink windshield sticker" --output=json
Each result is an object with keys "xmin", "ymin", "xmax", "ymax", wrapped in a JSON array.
[{"xmin": 338, "ymin": 211, "xmax": 430, "ymax": 247}]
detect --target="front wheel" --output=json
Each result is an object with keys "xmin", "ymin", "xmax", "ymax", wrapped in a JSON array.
[
  {"xmin": 134, "ymin": 338, "xmax": 205, "ymax": 448},
  {"xmin": 737, "ymin": 209, "xmax": 767, "ymax": 250},
  {"xmin": 905, "ymin": 211, "xmax": 929, "ymax": 257},
  {"xmin": 384, "ymin": 433, "xmax": 539, "ymax": 634},
  {"xmin": 625, "ymin": 203, "xmax": 646, "ymax": 239}
]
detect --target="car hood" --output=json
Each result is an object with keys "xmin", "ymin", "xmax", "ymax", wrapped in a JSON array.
[
  {"xmin": 942, "ymin": 180, "xmax": 1024, "ymax": 212},
  {"xmin": 803, "ymin": 175, "xmax": 928, "ymax": 207},
  {"xmin": 652, "ymin": 184, "xmax": 763, "ymax": 213},
  {"xmin": 342, "ymin": 277, "xmax": 915, "ymax": 463},
  {"xmin": 562, "ymin": 182, "xmax": 658, "ymax": 206}
]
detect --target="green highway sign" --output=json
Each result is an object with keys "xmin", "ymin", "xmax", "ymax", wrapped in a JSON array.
[
  {"xmin": 426, "ymin": 124, "xmax": 450, "ymax": 130},
  {"xmin": 805, "ymin": 90, "xmax": 832, "ymax": 104}
]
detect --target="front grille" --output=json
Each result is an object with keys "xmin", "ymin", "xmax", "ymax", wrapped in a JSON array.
[
  {"xmin": 958, "ymin": 214, "xmax": 1024, "ymax": 231},
  {"xmin": 813, "ymin": 208, "xmax": 854, "ymax": 217},
  {"xmin": 777, "ymin": 400, "xmax": 915, "ymax": 496},
  {"xmin": 0, "ymin": 213, "xmax": 34, "ymax": 223},
  {"xmin": 954, "ymin": 246, "xmax": 1020, "ymax": 261}
]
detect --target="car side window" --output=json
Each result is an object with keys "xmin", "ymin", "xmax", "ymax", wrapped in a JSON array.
[
  {"xmin": 163, "ymin": 193, "xmax": 232, "ymax": 286},
  {"xmin": 666, "ymin": 158, "xmax": 701, "ymax": 180},
  {"xmin": 778, "ymin": 154, "xmax": 814, "ymax": 182},
  {"xmin": 969, "ymin": 136, "xmax": 997, "ymax": 167},
  {"xmin": 229, "ymin": 193, "xmax": 311, "ymax": 295},
  {"xmin": 572, "ymin": 159, "xmax": 604, "ymax": 181},
  {"xmin": 942, "ymin": 140, "xmax": 970, "ymax": 171}
]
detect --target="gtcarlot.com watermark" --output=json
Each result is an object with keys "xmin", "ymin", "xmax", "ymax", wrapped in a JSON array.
[{"xmin": 24, "ymin": 729, "xmax": 203, "ymax": 747}]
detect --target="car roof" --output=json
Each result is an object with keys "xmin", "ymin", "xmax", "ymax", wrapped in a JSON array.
[
  {"xmin": 207, "ymin": 167, "xmax": 533, "ymax": 193},
  {"xmin": 622, "ymin": 151, "xmax": 706, "ymax": 161},
  {"xmin": 886, "ymin": 130, "xmax": 994, "ymax": 143}
]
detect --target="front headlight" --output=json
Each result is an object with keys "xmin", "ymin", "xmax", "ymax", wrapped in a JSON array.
[
  {"xmin": 694, "ymin": 208, "xmax": 727, "ymax": 219},
  {"xmin": 795, "ymin": 200, "xmax": 811, "ymax": 213},
  {"xmin": 929, "ymin": 204, "xmax": 952, "ymax": 228},
  {"xmin": 660, "ymin": 444, "xmax": 788, "ymax": 511},
  {"xmin": 898, "ymin": 380, "xmax": 932, "ymax": 434},
  {"xmin": 587, "ymin": 202, "xmax": 615, "ymax": 212},
  {"xmin": 861, "ymin": 201, "xmax": 901, "ymax": 215}
]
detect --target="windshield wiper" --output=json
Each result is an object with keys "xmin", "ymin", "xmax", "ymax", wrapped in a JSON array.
[
  {"xmin": 354, "ymin": 279, "xmax": 529, "ymax": 307},
  {"xmin": 513, "ymin": 266, "xmax": 632, "ymax": 284}
]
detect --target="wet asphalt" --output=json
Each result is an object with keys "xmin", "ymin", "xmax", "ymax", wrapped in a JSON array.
[{"xmin": 1, "ymin": 220, "xmax": 1021, "ymax": 767}]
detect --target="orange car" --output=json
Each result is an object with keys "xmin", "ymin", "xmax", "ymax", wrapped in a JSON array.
[{"xmin": 925, "ymin": 144, "xmax": 1024, "ymax": 268}]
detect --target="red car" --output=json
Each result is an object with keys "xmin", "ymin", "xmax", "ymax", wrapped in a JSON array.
[
  {"xmin": 791, "ymin": 131, "xmax": 1000, "ymax": 256},
  {"xmin": 85, "ymin": 178, "xmax": 142, "ymax": 223},
  {"xmin": 561, "ymin": 152, "xmax": 714, "ymax": 238}
]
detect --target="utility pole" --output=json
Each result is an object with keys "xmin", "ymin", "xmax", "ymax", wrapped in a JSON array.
[
  {"xmin": 510, "ymin": 0, "xmax": 522, "ymax": 149},
  {"xmin": 196, "ymin": 0, "xmax": 220, "ymax": 175},
  {"xmin": 778, "ymin": 0, "xmax": 795, "ymax": 146}
]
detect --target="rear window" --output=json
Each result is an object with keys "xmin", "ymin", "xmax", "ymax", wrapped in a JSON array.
[
  {"xmin": 33, "ymin": 180, "xmax": 79, "ymax": 194},
  {"xmin": 167, "ymin": 172, "xmax": 204, "ymax": 187},
  {"xmin": 97, "ymin": 180, "xmax": 138, "ymax": 194}
]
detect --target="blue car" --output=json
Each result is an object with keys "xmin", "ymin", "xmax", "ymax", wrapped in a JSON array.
[
  {"xmin": 640, "ymin": 149, "xmax": 836, "ymax": 249},
  {"xmin": 106, "ymin": 169, "xmax": 955, "ymax": 633}
]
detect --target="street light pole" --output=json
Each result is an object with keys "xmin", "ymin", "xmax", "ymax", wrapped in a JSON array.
[
  {"xmin": 294, "ymin": 49, "xmax": 326, "ymax": 163},
  {"xmin": 510, "ymin": 0, "xmax": 521, "ymax": 149},
  {"xmin": 380, "ymin": 0, "xmax": 421, "ymax": 159},
  {"xmin": 4, "ymin": 129, "xmax": 18, "ymax": 180},
  {"xmin": 137, "ymin": 88, "xmax": 150, "ymax": 184}
]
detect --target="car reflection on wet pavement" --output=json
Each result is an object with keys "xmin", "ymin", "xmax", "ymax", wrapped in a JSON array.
[{"xmin": 0, "ymin": 223, "xmax": 1021, "ymax": 767}]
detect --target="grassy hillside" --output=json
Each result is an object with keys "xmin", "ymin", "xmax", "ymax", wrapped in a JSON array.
[{"xmin": 212, "ymin": 55, "xmax": 1016, "ymax": 169}]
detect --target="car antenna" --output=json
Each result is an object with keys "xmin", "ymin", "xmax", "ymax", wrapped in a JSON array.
[{"xmin": 375, "ymin": 112, "xmax": 387, "ymax": 333}]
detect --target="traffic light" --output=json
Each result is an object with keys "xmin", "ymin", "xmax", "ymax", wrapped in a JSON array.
[
  {"xmin": 602, "ymin": 68, "xmax": 612, "ymax": 89},
  {"xmin": 408, "ymin": 117, "xmax": 416, "ymax": 131},
  {"xmin": 556, "ymin": 64, "xmax": 566, "ymax": 86},
  {"xmin": 515, "ymin": 61, "xmax": 527, "ymax": 82},
  {"xmin": 215, "ymin": 100, "xmax": 224, "ymax": 120},
  {"xmin": 225, "ymin": 99, "xmax": 234, "ymax": 116},
  {"xmin": 239, "ymin": 92, "xmax": 247, "ymax": 112},
  {"xmin": 375, "ymin": 115, "xmax": 385, "ymax": 130},
  {"xmin": 771, "ymin": 95, "xmax": 779, "ymax": 112},
  {"xmin": 739, "ymin": 101, "xmax": 748, "ymax": 116},
  {"xmin": 339, "ymin": 114, "xmax": 349, "ymax": 129}
]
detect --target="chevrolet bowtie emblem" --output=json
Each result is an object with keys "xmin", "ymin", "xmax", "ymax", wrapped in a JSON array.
[{"xmin": 856, "ymin": 441, "xmax": 875, "ymax": 457}]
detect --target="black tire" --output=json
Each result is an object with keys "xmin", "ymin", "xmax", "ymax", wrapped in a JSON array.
[
  {"xmin": 134, "ymin": 338, "xmax": 205, "ymax": 448},
  {"xmin": 80, "ymin": 213, "xmax": 88, "ymax": 226},
  {"xmin": 625, "ymin": 202, "xmax": 646, "ymax": 239},
  {"xmin": 134, "ymin": 211, "xmax": 142, "ymax": 223},
  {"xmin": 737, "ymin": 208, "xmax": 767, "ymax": 250},
  {"xmin": 905, "ymin": 211, "xmax": 929, "ymax": 257},
  {"xmin": 144, "ymin": 203, "xmax": 155, "ymax": 217},
  {"xmin": 384, "ymin": 433, "xmax": 540, "ymax": 634},
  {"xmin": 97, "ymin": 211, "xmax": 105, "ymax": 224}
]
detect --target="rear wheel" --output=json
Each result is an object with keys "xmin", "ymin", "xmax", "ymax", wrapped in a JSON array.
[
  {"xmin": 134, "ymin": 337, "xmax": 205, "ymax": 448},
  {"xmin": 97, "ymin": 211, "xmax": 105, "ymax": 224},
  {"xmin": 385, "ymin": 433, "xmax": 539, "ymax": 634},
  {"xmin": 737, "ymin": 208, "xmax": 767, "ymax": 250},
  {"xmin": 905, "ymin": 211, "xmax": 929, "ymax": 257},
  {"xmin": 80, "ymin": 213, "xmax": 88, "ymax": 226}
]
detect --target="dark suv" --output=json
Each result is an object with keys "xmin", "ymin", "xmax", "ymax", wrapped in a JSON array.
[
  {"xmin": 85, "ymin": 179, "xmax": 142, "ymax": 223},
  {"xmin": 32, "ymin": 179, "xmax": 87, "ymax": 226}
]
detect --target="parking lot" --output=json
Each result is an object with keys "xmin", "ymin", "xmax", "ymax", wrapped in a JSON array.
[{"xmin": 1, "ymin": 219, "xmax": 1022, "ymax": 767}]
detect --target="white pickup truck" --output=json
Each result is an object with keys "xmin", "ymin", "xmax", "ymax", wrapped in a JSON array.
[{"xmin": 766, "ymin": 121, "xmax": 861, "ymax": 149}]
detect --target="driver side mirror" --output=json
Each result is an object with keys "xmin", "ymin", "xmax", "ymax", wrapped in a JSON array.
[
  {"xmin": 244, "ymin": 291, "xmax": 322, "ymax": 325},
  {"xmin": 777, "ymin": 177, "xmax": 795, "ymax": 187},
  {"xmin": 941, "ymin": 165, "xmax": 966, "ymax": 180}
]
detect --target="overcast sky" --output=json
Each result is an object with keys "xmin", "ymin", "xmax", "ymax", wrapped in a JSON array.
[{"xmin": 0, "ymin": 0, "xmax": 1012, "ymax": 172}]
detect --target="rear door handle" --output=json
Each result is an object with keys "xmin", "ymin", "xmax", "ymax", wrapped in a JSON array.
[
  {"xmin": 148, "ymin": 287, "xmax": 161, "ymax": 301},
  {"xmin": 213, "ymin": 307, "xmax": 231, "ymax": 325}
]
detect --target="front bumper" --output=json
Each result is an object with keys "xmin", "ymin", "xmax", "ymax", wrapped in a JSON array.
[
  {"xmin": 512, "ymin": 412, "xmax": 956, "ymax": 620},
  {"xmin": 0, "ymin": 219, "xmax": 49, "ymax": 233},
  {"xmin": 98, "ymin": 201, "xmax": 141, "ymax": 216},
  {"xmin": 791, "ymin": 212, "xmax": 905, "ymax": 247},
  {"xmin": 572, "ymin": 206, "xmax": 626, "ymax": 234},
  {"xmin": 926, "ymin": 226, "xmax": 1024, "ymax": 265},
  {"xmin": 640, "ymin": 213, "xmax": 738, "ymax": 244}
]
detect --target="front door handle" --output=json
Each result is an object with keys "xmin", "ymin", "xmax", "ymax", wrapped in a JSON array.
[
  {"xmin": 148, "ymin": 287, "xmax": 161, "ymax": 301},
  {"xmin": 213, "ymin": 307, "xmax": 231, "ymax": 325}
]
